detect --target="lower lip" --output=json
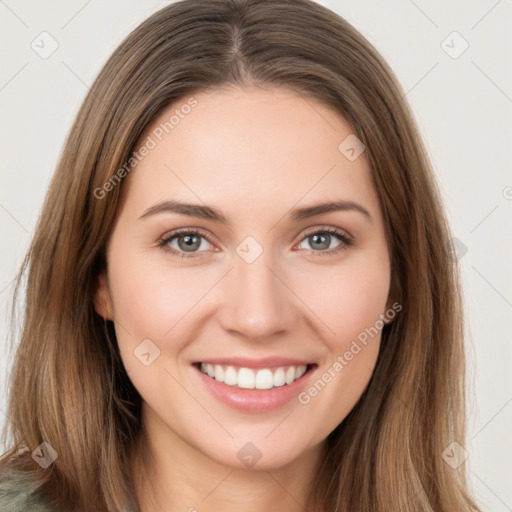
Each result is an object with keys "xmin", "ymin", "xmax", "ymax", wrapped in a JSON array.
[{"xmin": 193, "ymin": 364, "xmax": 317, "ymax": 413}]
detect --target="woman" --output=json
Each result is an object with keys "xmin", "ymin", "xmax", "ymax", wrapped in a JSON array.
[{"xmin": 0, "ymin": 0, "xmax": 480, "ymax": 510}]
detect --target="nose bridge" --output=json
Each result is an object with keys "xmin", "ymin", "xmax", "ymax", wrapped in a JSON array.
[{"xmin": 217, "ymin": 244, "xmax": 296, "ymax": 340}]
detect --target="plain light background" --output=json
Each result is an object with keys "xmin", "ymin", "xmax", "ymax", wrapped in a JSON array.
[{"xmin": 0, "ymin": 1, "xmax": 510, "ymax": 510}]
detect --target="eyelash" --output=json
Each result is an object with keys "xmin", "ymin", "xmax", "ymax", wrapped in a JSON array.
[{"xmin": 157, "ymin": 227, "xmax": 353, "ymax": 259}]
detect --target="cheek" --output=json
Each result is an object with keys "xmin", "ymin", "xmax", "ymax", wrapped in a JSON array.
[
  {"xmin": 106, "ymin": 251, "xmax": 214, "ymax": 405},
  {"xmin": 312, "ymin": 274, "xmax": 386, "ymax": 381},
  {"xmin": 303, "ymin": 254, "xmax": 390, "ymax": 348},
  {"xmin": 294, "ymin": 253, "xmax": 389, "ymax": 431},
  {"xmin": 108, "ymin": 250, "xmax": 216, "ymax": 341}
]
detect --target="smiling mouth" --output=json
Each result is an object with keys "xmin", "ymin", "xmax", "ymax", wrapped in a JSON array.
[{"xmin": 194, "ymin": 362, "xmax": 316, "ymax": 390}]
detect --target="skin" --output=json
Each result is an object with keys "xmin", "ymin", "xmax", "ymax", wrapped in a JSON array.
[{"xmin": 94, "ymin": 85, "xmax": 392, "ymax": 512}]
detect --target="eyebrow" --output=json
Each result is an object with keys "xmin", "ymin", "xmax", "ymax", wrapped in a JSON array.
[{"xmin": 138, "ymin": 199, "xmax": 372, "ymax": 224}]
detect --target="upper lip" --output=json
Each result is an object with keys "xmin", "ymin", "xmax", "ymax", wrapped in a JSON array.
[{"xmin": 194, "ymin": 357, "xmax": 314, "ymax": 369}]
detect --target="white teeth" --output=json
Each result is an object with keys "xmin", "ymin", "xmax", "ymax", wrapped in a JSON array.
[
  {"xmin": 296, "ymin": 365, "xmax": 307, "ymax": 379},
  {"xmin": 214, "ymin": 365, "xmax": 224, "ymax": 383},
  {"xmin": 224, "ymin": 366, "xmax": 238, "ymax": 386},
  {"xmin": 273, "ymin": 367, "xmax": 286, "ymax": 387},
  {"xmin": 237, "ymin": 368, "xmax": 255, "ymax": 389},
  {"xmin": 199, "ymin": 363, "xmax": 309, "ymax": 389},
  {"xmin": 285, "ymin": 366, "xmax": 296, "ymax": 384},
  {"xmin": 255, "ymin": 369, "xmax": 274, "ymax": 390}
]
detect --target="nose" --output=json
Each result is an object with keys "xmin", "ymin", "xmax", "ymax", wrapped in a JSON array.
[{"xmin": 216, "ymin": 250, "xmax": 298, "ymax": 342}]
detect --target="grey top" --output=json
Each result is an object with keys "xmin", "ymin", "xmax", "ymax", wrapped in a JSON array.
[{"xmin": 0, "ymin": 467, "xmax": 51, "ymax": 512}]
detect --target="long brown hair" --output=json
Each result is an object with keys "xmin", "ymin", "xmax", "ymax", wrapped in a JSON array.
[{"xmin": 1, "ymin": 0, "xmax": 480, "ymax": 510}]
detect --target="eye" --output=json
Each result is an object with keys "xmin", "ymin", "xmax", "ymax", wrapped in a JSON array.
[
  {"xmin": 158, "ymin": 228, "xmax": 214, "ymax": 258},
  {"xmin": 158, "ymin": 226, "xmax": 353, "ymax": 259},
  {"xmin": 296, "ymin": 227, "xmax": 352, "ymax": 256}
]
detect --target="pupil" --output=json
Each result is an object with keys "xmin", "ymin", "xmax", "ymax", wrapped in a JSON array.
[
  {"xmin": 179, "ymin": 234, "xmax": 200, "ymax": 252},
  {"xmin": 311, "ymin": 233, "xmax": 329, "ymax": 250}
]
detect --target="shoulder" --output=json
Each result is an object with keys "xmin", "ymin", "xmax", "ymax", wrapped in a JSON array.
[{"xmin": 0, "ymin": 465, "xmax": 52, "ymax": 512}]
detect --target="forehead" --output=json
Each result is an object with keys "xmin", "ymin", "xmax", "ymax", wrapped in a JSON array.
[{"xmin": 119, "ymin": 86, "xmax": 378, "ymax": 221}]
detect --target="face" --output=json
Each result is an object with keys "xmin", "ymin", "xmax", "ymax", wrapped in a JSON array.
[{"xmin": 95, "ymin": 85, "xmax": 392, "ymax": 471}]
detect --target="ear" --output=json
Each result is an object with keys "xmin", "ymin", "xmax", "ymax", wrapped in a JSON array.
[{"xmin": 93, "ymin": 270, "xmax": 113, "ymax": 321}]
